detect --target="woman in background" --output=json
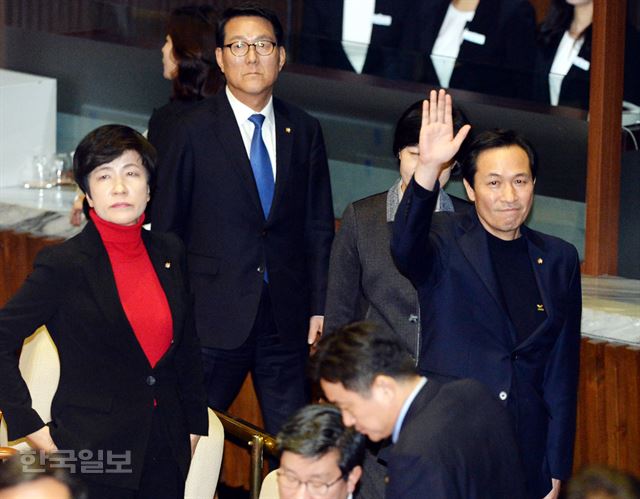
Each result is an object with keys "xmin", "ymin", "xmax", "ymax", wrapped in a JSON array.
[
  {"xmin": 148, "ymin": 4, "xmax": 219, "ymax": 156},
  {"xmin": 71, "ymin": 5, "xmax": 218, "ymax": 226},
  {"xmin": 1, "ymin": 125, "xmax": 208, "ymax": 499},
  {"xmin": 323, "ymin": 100, "xmax": 472, "ymax": 499},
  {"xmin": 535, "ymin": 0, "xmax": 640, "ymax": 109}
]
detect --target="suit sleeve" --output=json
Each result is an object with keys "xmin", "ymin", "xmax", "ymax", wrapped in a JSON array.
[
  {"xmin": 304, "ymin": 119, "xmax": 335, "ymax": 316},
  {"xmin": 150, "ymin": 117, "xmax": 195, "ymax": 239},
  {"xmin": 324, "ymin": 203, "xmax": 366, "ymax": 335},
  {"xmin": 0, "ymin": 247, "xmax": 65, "ymax": 440},
  {"xmin": 543, "ymin": 248, "xmax": 582, "ymax": 479},
  {"xmin": 391, "ymin": 178, "xmax": 440, "ymax": 288}
]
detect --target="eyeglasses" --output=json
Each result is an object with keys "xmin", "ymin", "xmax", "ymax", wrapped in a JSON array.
[
  {"xmin": 222, "ymin": 40, "xmax": 277, "ymax": 57},
  {"xmin": 277, "ymin": 470, "xmax": 344, "ymax": 497}
]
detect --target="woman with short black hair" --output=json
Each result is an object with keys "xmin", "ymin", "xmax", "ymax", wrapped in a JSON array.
[{"xmin": 0, "ymin": 124, "xmax": 208, "ymax": 499}]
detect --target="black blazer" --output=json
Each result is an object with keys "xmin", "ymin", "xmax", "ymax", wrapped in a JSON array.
[
  {"xmin": 401, "ymin": 0, "xmax": 536, "ymax": 99},
  {"xmin": 534, "ymin": 25, "xmax": 640, "ymax": 109},
  {"xmin": 386, "ymin": 378, "xmax": 526, "ymax": 498},
  {"xmin": 151, "ymin": 91, "xmax": 335, "ymax": 349},
  {"xmin": 298, "ymin": 0, "xmax": 411, "ymax": 80},
  {"xmin": 0, "ymin": 221, "xmax": 208, "ymax": 489},
  {"xmin": 392, "ymin": 180, "xmax": 582, "ymax": 498}
]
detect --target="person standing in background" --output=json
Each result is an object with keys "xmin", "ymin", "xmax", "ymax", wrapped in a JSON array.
[
  {"xmin": 399, "ymin": 0, "xmax": 536, "ymax": 99},
  {"xmin": 151, "ymin": 4, "xmax": 334, "ymax": 436},
  {"xmin": 534, "ymin": 0, "xmax": 640, "ymax": 110}
]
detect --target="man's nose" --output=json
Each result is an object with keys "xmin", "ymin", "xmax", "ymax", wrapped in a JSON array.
[
  {"xmin": 342, "ymin": 411, "xmax": 355, "ymax": 428},
  {"xmin": 245, "ymin": 44, "xmax": 258, "ymax": 63},
  {"xmin": 502, "ymin": 183, "xmax": 517, "ymax": 202}
]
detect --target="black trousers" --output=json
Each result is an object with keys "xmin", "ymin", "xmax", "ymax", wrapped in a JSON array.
[
  {"xmin": 201, "ymin": 283, "xmax": 309, "ymax": 436},
  {"xmin": 83, "ymin": 408, "xmax": 185, "ymax": 499}
]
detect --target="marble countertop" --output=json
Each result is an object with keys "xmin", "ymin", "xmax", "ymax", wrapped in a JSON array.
[{"xmin": 0, "ymin": 186, "xmax": 83, "ymax": 239}]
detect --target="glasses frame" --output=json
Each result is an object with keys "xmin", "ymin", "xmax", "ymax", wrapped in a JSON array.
[
  {"xmin": 276, "ymin": 470, "xmax": 345, "ymax": 496},
  {"xmin": 222, "ymin": 40, "xmax": 277, "ymax": 57}
]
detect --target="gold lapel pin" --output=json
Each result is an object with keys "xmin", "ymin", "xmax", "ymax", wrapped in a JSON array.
[
  {"xmin": 537, "ymin": 304, "xmax": 545, "ymax": 312},
  {"xmin": 537, "ymin": 258, "xmax": 543, "ymax": 265},
  {"xmin": 164, "ymin": 261, "xmax": 171, "ymax": 269},
  {"xmin": 285, "ymin": 127, "xmax": 292, "ymax": 134}
]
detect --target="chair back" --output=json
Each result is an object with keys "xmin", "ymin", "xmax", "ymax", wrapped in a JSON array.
[{"xmin": 184, "ymin": 408, "xmax": 225, "ymax": 499}]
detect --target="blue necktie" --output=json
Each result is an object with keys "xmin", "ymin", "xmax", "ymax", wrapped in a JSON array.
[{"xmin": 248, "ymin": 114, "xmax": 274, "ymax": 218}]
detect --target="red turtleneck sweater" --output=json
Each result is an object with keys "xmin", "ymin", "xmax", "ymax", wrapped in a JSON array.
[{"xmin": 90, "ymin": 210, "xmax": 173, "ymax": 368}]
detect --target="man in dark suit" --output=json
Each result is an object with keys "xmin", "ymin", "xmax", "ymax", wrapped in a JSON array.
[
  {"xmin": 392, "ymin": 90, "xmax": 582, "ymax": 499},
  {"xmin": 309, "ymin": 322, "xmax": 527, "ymax": 499},
  {"xmin": 151, "ymin": 5, "xmax": 334, "ymax": 435}
]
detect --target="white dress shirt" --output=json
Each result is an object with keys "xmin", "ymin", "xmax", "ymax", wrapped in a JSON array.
[
  {"xmin": 431, "ymin": 4, "xmax": 476, "ymax": 88},
  {"xmin": 341, "ymin": 0, "xmax": 376, "ymax": 74},
  {"xmin": 391, "ymin": 377, "xmax": 427, "ymax": 443},
  {"xmin": 225, "ymin": 86, "xmax": 277, "ymax": 179},
  {"xmin": 548, "ymin": 31, "xmax": 586, "ymax": 106}
]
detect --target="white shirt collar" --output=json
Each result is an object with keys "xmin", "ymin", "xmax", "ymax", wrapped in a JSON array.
[
  {"xmin": 225, "ymin": 85, "xmax": 275, "ymax": 127},
  {"xmin": 392, "ymin": 377, "xmax": 427, "ymax": 443}
]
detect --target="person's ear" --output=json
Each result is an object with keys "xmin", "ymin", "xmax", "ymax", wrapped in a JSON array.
[
  {"xmin": 215, "ymin": 47, "xmax": 225, "ymax": 73},
  {"xmin": 86, "ymin": 193, "xmax": 94, "ymax": 207},
  {"xmin": 346, "ymin": 465, "xmax": 363, "ymax": 493},
  {"xmin": 371, "ymin": 375, "xmax": 396, "ymax": 401},
  {"xmin": 278, "ymin": 46, "xmax": 286, "ymax": 71},
  {"xmin": 463, "ymin": 178, "xmax": 476, "ymax": 202}
]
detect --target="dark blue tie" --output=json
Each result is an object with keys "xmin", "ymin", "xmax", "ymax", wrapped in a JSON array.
[{"xmin": 248, "ymin": 114, "xmax": 274, "ymax": 218}]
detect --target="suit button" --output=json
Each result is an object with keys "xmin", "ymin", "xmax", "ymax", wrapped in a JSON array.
[
  {"xmin": 146, "ymin": 376, "xmax": 156, "ymax": 386},
  {"xmin": 499, "ymin": 391, "xmax": 508, "ymax": 401},
  {"xmin": 511, "ymin": 353, "xmax": 519, "ymax": 361},
  {"xmin": 257, "ymin": 265, "xmax": 265, "ymax": 274},
  {"xmin": 261, "ymin": 229, "xmax": 267, "ymax": 237}
]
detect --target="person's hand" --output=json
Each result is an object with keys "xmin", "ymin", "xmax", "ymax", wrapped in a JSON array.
[
  {"xmin": 189, "ymin": 434, "xmax": 201, "ymax": 458},
  {"xmin": 26, "ymin": 425, "xmax": 58, "ymax": 453},
  {"xmin": 414, "ymin": 89, "xmax": 471, "ymax": 191},
  {"xmin": 542, "ymin": 478, "xmax": 561, "ymax": 499},
  {"xmin": 69, "ymin": 192, "xmax": 85, "ymax": 226},
  {"xmin": 307, "ymin": 315, "xmax": 324, "ymax": 350}
]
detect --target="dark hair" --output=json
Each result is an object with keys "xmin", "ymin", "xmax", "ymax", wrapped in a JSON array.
[
  {"xmin": 277, "ymin": 404, "xmax": 366, "ymax": 477},
  {"xmin": 308, "ymin": 322, "xmax": 416, "ymax": 394},
  {"xmin": 168, "ymin": 5, "xmax": 220, "ymax": 101},
  {"xmin": 73, "ymin": 125, "xmax": 156, "ymax": 216},
  {"xmin": 0, "ymin": 454, "xmax": 86, "ymax": 498},
  {"xmin": 216, "ymin": 3, "xmax": 284, "ymax": 47},
  {"xmin": 538, "ymin": 0, "xmax": 592, "ymax": 49},
  {"xmin": 461, "ymin": 129, "xmax": 537, "ymax": 187},
  {"xmin": 393, "ymin": 100, "xmax": 470, "ymax": 158},
  {"xmin": 566, "ymin": 466, "xmax": 640, "ymax": 499}
]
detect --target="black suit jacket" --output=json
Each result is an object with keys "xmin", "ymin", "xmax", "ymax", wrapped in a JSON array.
[
  {"xmin": 386, "ymin": 378, "xmax": 526, "ymax": 498},
  {"xmin": 400, "ymin": 0, "xmax": 536, "ymax": 99},
  {"xmin": 151, "ymin": 91, "xmax": 334, "ymax": 349},
  {"xmin": 0, "ymin": 221, "xmax": 208, "ymax": 489},
  {"xmin": 298, "ymin": 0, "xmax": 411, "ymax": 80},
  {"xmin": 392, "ymin": 180, "xmax": 582, "ymax": 497}
]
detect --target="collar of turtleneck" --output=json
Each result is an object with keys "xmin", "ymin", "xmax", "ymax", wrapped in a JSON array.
[{"xmin": 89, "ymin": 209, "xmax": 146, "ymax": 262}]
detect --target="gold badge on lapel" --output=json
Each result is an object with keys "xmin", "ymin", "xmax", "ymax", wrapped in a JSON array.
[
  {"xmin": 164, "ymin": 261, "xmax": 171, "ymax": 269},
  {"xmin": 537, "ymin": 258, "xmax": 543, "ymax": 265},
  {"xmin": 537, "ymin": 303, "xmax": 545, "ymax": 312},
  {"xmin": 285, "ymin": 127, "xmax": 292, "ymax": 134}
]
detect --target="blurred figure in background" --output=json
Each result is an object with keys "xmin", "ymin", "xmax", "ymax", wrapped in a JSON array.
[
  {"xmin": 567, "ymin": 467, "xmax": 640, "ymax": 499},
  {"xmin": 399, "ymin": 0, "xmax": 536, "ymax": 99},
  {"xmin": 534, "ymin": 0, "xmax": 640, "ymax": 109}
]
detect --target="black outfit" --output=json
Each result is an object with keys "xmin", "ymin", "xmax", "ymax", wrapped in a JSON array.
[
  {"xmin": 399, "ymin": 0, "xmax": 536, "ymax": 99},
  {"xmin": 0, "ymin": 221, "xmax": 208, "ymax": 492},
  {"xmin": 392, "ymin": 180, "xmax": 582, "ymax": 498},
  {"xmin": 534, "ymin": 25, "xmax": 640, "ymax": 109},
  {"xmin": 385, "ymin": 378, "xmax": 527, "ymax": 498},
  {"xmin": 298, "ymin": 0, "xmax": 412, "ymax": 80},
  {"xmin": 150, "ymin": 90, "xmax": 334, "ymax": 434}
]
